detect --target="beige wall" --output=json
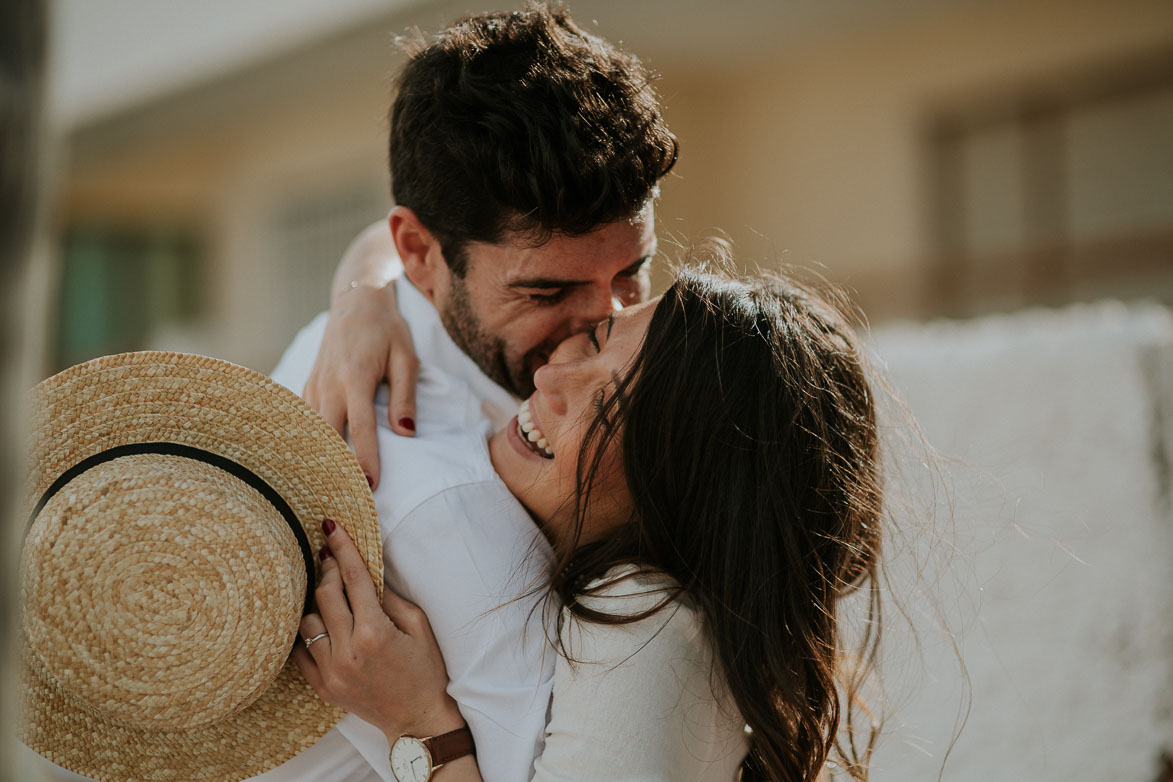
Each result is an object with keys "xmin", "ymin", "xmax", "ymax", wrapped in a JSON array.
[
  {"xmin": 60, "ymin": 25, "xmax": 399, "ymax": 372},
  {"xmin": 654, "ymin": 0, "xmax": 1173, "ymax": 318},
  {"xmin": 58, "ymin": 0, "xmax": 1173, "ymax": 370},
  {"xmin": 206, "ymin": 82, "xmax": 391, "ymax": 371}
]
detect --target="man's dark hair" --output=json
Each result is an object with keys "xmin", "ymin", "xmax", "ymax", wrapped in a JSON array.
[{"xmin": 389, "ymin": 4, "xmax": 678, "ymax": 275}]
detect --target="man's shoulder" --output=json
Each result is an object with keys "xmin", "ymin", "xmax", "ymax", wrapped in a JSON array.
[
  {"xmin": 270, "ymin": 309, "xmax": 485, "ymax": 431},
  {"xmin": 371, "ymin": 422, "xmax": 506, "ymax": 526},
  {"xmin": 269, "ymin": 310, "xmax": 516, "ymax": 532},
  {"xmin": 269, "ymin": 311, "xmax": 329, "ymax": 394}
]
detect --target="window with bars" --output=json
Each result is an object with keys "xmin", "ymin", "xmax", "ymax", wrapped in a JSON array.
[
  {"xmin": 924, "ymin": 47, "xmax": 1173, "ymax": 317},
  {"xmin": 268, "ymin": 183, "xmax": 385, "ymax": 338},
  {"xmin": 55, "ymin": 226, "xmax": 205, "ymax": 371}
]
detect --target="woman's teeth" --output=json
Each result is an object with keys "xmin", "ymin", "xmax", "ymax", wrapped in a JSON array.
[{"xmin": 518, "ymin": 400, "xmax": 554, "ymax": 458}]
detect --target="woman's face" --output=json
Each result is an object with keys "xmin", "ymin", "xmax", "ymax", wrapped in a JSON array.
[{"xmin": 488, "ymin": 298, "xmax": 658, "ymax": 546}]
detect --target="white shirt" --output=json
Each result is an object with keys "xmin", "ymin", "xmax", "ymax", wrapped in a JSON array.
[
  {"xmin": 262, "ymin": 282, "xmax": 554, "ymax": 782},
  {"xmin": 534, "ymin": 568, "xmax": 748, "ymax": 781}
]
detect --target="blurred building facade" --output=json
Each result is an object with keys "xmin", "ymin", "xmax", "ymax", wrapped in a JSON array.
[
  {"xmin": 34, "ymin": 2, "xmax": 1173, "ymax": 781},
  {"xmin": 49, "ymin": 0, "xmax": 1173, "ymax": 375}
]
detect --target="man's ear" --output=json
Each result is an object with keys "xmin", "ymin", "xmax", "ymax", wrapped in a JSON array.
[{"xmin": 389, "ymin": 206, "xmax": 448, "ymax": 304}]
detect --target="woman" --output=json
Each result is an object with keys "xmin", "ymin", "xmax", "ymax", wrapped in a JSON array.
[{"xmin": 294, "ymin": 268, "xmax": 883, "ymax": 781}]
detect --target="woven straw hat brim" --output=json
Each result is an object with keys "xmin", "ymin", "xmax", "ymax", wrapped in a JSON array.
[{"xmin": 21, "ymin": 351, "xmax": 383, "ymax": 782}]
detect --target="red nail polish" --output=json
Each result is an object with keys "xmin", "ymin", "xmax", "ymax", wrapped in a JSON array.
[
  {"xmin": 321, "ymin": 519, "xmax": 337, "ymax": 536},
  {"xmin": 319, "ymin": 546, "xmax": 333, "ymax": 561},
  {"xmin": 398, "ymin": 417, "xmax": 416, "ymax": 433}
]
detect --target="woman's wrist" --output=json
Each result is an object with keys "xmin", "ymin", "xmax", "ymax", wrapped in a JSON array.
[
  {"xmin": 330, "ymin": 221, "xmax": 403, "ymax": 301},
  {"xmin": 381, "ymin": 695, "xmax": 467, "ymax": 745},
  {"xmin": 431, "ymin": 754, "xmax": 480, "ymax": 781},
  {"xmin": 330, "ymin": 274, "xmax": 398, "ymax": 307}
]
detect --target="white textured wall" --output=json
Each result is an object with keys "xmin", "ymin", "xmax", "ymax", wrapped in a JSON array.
[{"xmin": 869, "ymin": 301, "xmax": 1173, "ymax": 781}]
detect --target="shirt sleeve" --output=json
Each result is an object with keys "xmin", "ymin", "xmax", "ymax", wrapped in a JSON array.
[
  {"xmin": 247, "ymin": 727, "xmax": 383, "ymax": 782},
  {"xmin": 386, "ymin": 483, "xmax": 556, "ymax": 782},
  {"xmin": 532, "ymin": 584, "xmax": 748, "ymax": 782},
  {"xmin": 268, "ymin": 312, "xmax": 328, "ymax": 394}
]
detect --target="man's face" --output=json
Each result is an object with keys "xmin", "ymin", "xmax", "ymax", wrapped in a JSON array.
[{"xmin": 437, "ymin": 207, "xmax": 655, "ymax": 398}]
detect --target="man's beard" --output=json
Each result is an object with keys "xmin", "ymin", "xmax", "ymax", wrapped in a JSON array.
[{"xmin": 440, "ymin": 276, "xmax": 535, "ymax": 398}]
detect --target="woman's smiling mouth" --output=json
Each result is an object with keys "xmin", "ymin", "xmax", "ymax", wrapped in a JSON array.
[{"xmin": 517, "ymin": 398, "xmax": 554, "ymax": 459}]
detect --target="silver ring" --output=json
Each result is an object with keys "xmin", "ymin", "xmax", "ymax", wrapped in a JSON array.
[{"xmin": 303, "ymin": 632, "xmax": 329, "ymax": 648}]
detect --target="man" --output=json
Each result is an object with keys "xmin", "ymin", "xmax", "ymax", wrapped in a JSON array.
[
  {"xmin": 263, "ymin": 7, "xmax": 676, "ymax": 781},
  {"xmin": 303, "ymin": 4, "xmax": 676, "ymax": 487}
]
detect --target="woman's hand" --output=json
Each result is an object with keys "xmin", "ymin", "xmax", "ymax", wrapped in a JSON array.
[
  {"xmin": 303, "ymin": 282, "xmax": 419, "ymax": 490},
  {"xmin": 292, "ymin": 520, "xmax": 465, "ymax": 745},
  {"xmin": 302, "ymin": 221, "xmax": 419, "ymax": 490}
]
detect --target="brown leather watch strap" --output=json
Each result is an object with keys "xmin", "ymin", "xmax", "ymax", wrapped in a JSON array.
[{"xmin": 425, "ymin": 727, "xmax": 475, "ymax": 767}]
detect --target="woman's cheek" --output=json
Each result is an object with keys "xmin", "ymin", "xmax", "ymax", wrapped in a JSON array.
[{"xmin": 552, "ymin": 453, "xmax": 578, "ymax": 497}]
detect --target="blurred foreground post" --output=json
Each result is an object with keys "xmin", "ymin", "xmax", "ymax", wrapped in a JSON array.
[{"xmin": 1, "ymin": 0, "xmax": 49, "ymax": 780}]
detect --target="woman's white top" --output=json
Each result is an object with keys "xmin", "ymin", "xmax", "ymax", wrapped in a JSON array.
[{"xmin": 533, "ymin": 568, "xmax": 749, "ymax": 781}]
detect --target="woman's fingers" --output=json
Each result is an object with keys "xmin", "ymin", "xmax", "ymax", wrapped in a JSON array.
[
  {"xmin": 297, "ymin": 612, "xmax": 333, "ymax": 670},
  {"xmin": 313, "ymin": 544, "xmax": 355, "ymax": 644},
  {"xmin": 292, "ymin": 614, "xmax": 334, "ymax": 702},
  {"xmin": 298, "ymin": 612, "xmax": 328, "ymax": 640},
  {"xmin": 302, "ymin": 369, "xmax": 321, "ymax": 410},
  {"xmin": 386, "ymin": 324, "xmax": 419, "ymax": 439},
  {"xmin": 313, "ymin": 389, "xmax": 349, "ymax": 442},
  {"xmin": 321, "ymin": 520, "xmax": 385, "ymax": 625},
  {"xmin": 290, "ymin": 645, "xmax": 330, "ymax": 702},
  {"xmin": 381, "ymin": 588, "xmax": 430, "ymax": 639},
  {"xmin": 345, "ymin": 384, "xmax": 381, "ymax": 489}
]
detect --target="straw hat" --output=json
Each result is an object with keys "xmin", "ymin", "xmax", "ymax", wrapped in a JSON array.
[{"xmin": 19, "ymin": 351, "xmax": 383, "ymax": 781}]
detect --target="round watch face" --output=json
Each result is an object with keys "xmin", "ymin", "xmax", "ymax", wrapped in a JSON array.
[{"xmin": 390, "ymin": 736, "xmax": 432, "ymax": 782}]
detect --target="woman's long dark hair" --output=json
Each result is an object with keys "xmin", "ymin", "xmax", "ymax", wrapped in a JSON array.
[{"xmin": 549, "ymin": 267, "xmax": 884, "ymax": 781}]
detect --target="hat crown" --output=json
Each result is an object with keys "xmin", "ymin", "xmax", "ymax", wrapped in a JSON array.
[
  {"xmin": 21, "ymin": 454, "xmax": 307, "ymax": 730},
  {"xmin": 21, "ymin": 351, "xmax": 383, "ymax": 780}
]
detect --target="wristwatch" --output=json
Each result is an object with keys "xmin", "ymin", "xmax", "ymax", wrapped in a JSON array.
[{"xmin": 389, "ymin": 726, "xmax": 475, "ymax": 781}]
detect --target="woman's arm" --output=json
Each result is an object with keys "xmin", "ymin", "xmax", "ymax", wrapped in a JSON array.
[
  {"xmin": 326, "ymin": 220, "xmax": 402, "ymax": 300},
  {"xmin": 293, "ymin": 522, "xmax": 483, "ymax": 782},
  {"xmin": 296, "ymin": 530, "xmax": 746, "ymax": 782},
  {"xmin": 303, "ymin": 221, "xmax": 419, "ymax": 490}
]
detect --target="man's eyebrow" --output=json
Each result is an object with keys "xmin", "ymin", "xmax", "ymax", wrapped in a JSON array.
[
  {"xmin": 505, "ymin": 277, "xmax": 591, "ymax": 290},
  {"xmin": 507, "ymin": 254, "xmax": 654, "ymax": 289}
]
